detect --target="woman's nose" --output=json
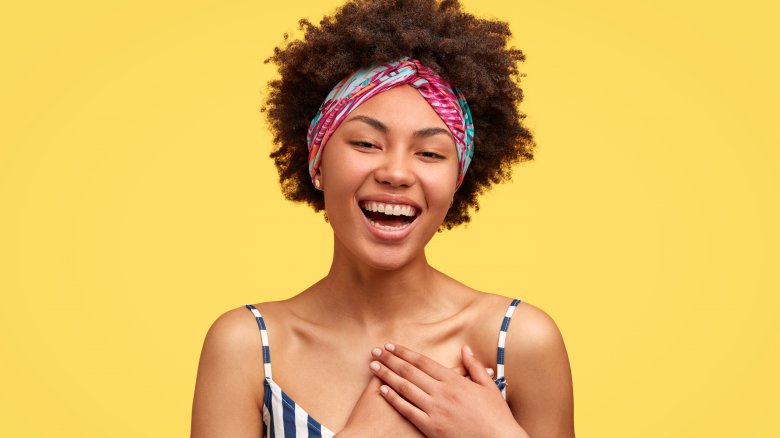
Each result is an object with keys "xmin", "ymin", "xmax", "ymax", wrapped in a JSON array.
[{"xmin": 373, "ymin": 151, "xmax": 416, "ymax": 188}]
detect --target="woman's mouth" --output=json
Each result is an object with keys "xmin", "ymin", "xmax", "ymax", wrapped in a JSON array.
[{"xmin": 358, "ymin": 200, "xmax": 419, "ymax": 231}]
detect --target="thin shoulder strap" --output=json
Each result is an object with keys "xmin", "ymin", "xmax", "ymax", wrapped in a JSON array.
[
  {"xmin": 244, "ymin": 304, "xmax": 273, "ymax": 380},
  {"xmin": 496, "ymin": 298, "xmax": 522, "ymax": 399}
]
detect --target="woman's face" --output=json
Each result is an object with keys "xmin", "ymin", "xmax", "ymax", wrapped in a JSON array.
[{"xmin": 318, "ymin": 85, "xmax": 459, "ymax": 270}]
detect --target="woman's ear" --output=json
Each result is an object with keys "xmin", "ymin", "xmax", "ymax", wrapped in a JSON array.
[{"xmin": 313, "ymin": 171, "xmax": 323, "ymax": 190}]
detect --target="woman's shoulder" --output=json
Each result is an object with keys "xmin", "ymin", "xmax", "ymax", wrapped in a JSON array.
[
  {"xmin": 465, "ymin": 291, "xmax": 565, "ymax": 359},
  {"xmin": 205, "ymin": 299, "xmax": 295, "ymax": 343},
  {"xmin": 208, "ymin": 303, "xmax": 270, "ymax": 336},
  {"xmin": 199, "ymin": 304, "xmax": 271, "ymax": 375},
  {"xmin": 192, "ymin": 305, "xmax": 271, "ymax": 432},
  {"xmin": 198, "ymin": 300, "xmax": 298, "ymax": 380},
  {"xmin": 470, "ymin": 292, "xmax": 561, "ymax": 351},
  {"xmin": 479, "ymin": 293, "xmax": 573, "ymax": 430},
  {"xmin": 462, "ymin": 291, "xmax": 524, "ymax": 331}
]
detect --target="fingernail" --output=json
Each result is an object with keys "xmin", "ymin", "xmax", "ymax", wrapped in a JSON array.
[
  {"xmin": 379, "ymin": 385, "xmax": 389, "ymax": 395},
  {"xmin": 384, "ymin": 343, "xmax": 395, "ymax": 352},
  {"xmin": 464, "ymin": 345, "xmax": 474, "ymax": 357},
  {"xmin": 370, "ymin": 361, "xmax": 380, "ymax": 372},
  {"xmin": 371, "ymin": 347, "xmax": 382, "ymax": 358},
  {"xmin": 486, "ymin": 367, "xmax": 494, "ymax": 376}
]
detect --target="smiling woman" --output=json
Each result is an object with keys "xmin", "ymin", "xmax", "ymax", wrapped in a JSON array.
[
  {"xmin": 321, "ymin": 86, "xmax": 459, "ymax": 261},
  {"xmin": 191, "ymin": 1, "xmax": 574, "ymax": 437}
]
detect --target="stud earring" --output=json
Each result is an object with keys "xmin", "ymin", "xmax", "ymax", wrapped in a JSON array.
[{"xmin": 314, "ymin": 178, "xmax": 322, "ymax": 190}]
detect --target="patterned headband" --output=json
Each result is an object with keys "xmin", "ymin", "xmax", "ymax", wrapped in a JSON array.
[{"xmin": 306, "ymin": 57, "xmax": 475, "ymax": 189}]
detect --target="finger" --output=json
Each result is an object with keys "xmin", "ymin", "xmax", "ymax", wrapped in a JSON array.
[
  {"xmin": 449, "ymin": 364, "xmax": 493, "ymax": 378},
  {"xmin": 373, "ymin": 347, "xmax": 438, "ymax": 395},
  {"xmin": 378, "ymin": 384, "xmax": 430, "ymax": 432},
  {"xmin": 449, "ymin": 364, "xmax": 468, "ymax": 376},
  {"xmin": 462, "ymin": 345, "xmax": 495, "ymax": 386},
  {"xmin": 369, "ymin": 359, "xmax": 431, "ymax": 409},
  {"xmin": 383, "ymin": 343, "xmax": 454, "ymax": 381}
]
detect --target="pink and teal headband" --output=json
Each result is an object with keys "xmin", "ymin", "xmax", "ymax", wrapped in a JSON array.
[{"xmin": 306, "ymin": 57, "xmax": 475, "ymax": 189}]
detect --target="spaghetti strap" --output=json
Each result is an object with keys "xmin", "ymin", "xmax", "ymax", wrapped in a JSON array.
[
  {"xmin": 495, "ymin": 298, "xmax": 522, "ymax": 399},
  {"xmin": 244, "ymin": 304, "xmax": 273, "ymax": 380},
  {"xmin": 243, "ymin": 304, "xmax": 337, "ymax": 437}
]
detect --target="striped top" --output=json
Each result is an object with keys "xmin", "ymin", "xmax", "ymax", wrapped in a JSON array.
[{"xmin": 244, "ymin": 298, "xmax": 522, "ymax": 437}]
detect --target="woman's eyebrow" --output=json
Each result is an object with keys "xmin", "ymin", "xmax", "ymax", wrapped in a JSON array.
[
  {"xmin": 345, "ymin": 115, "xmax": 387, "ymax": 133},
  {"xmin": 345, "ymin": 115, "xmax": 453, "ymax": 140},
  {"xmin": 413, "ymin": 127, "xmax": 453, "ymax": 141}
]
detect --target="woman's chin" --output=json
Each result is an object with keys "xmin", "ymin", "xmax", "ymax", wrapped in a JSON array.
[
  {"xmin": 338, "ymin": 236, "xmax": 426, "ymax": 271},
  {"xmin": 360, "ymin": 248, "xmax": 419, "ymax": 271}
]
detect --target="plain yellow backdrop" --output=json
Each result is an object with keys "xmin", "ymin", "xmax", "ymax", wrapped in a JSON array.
[{"xmin": 1, "ymin": 0, "xmax": 778, "ymax": 436}]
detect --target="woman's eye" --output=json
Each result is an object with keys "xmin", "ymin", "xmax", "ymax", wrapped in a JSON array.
[
  {"xmin": 420, "ymin": 151, "xmax": 445, "ymax": 159},
  {"xmin": 350, "ymin": 141, "xmax": 376, "ymax": 149}
]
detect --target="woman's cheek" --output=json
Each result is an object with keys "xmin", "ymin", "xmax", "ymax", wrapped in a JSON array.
[{"xmin": 420, "ymin": 173, "xmax": 456, "ymax": 220}]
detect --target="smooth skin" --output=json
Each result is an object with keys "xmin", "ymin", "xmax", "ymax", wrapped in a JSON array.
[{"xmin": 191, "ymin": 86, "xmax": 574, "ymax": 437}]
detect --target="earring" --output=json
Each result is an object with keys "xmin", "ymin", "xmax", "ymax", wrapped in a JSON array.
[{"xmin": 314, "ymin": 178, "xmax": 322, "ymax": 190}]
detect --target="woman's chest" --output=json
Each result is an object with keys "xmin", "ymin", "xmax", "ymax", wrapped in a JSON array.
[{"xmin": 265, "ymin": 327, "xmax": 495, "ymax": 432}]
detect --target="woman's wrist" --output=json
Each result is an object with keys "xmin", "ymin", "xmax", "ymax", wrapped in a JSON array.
[{"xmin": 501, "ymin": 422, "xmax": 531, "ymax": 438}]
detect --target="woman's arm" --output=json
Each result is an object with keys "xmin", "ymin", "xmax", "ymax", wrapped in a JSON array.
[
  {"xmin": 191, "ymin": 308, "xmax": 265, "ymax": 438},
  {"xmin": 504, "ymin": 303, "xmax": 575, "ymax": 437}
]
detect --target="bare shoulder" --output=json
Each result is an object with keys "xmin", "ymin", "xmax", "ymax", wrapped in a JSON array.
[
  {"xmin": 199, "ymin": 305, "xmax": 267, "ymax": 383},
  {"xmin": 191, "ymin": 305, "xmax": 266, "ymax": 438},
  {"xmin": 205, "ymin": 305, "xmax": 266, "ymax": 361},
  {"xmin": 503, "ymin": 300, "xmax": 575, "ymax": 437},
  {"xmin": 508, "ymin": 301, "xmax": 567, "ymax": 353}
]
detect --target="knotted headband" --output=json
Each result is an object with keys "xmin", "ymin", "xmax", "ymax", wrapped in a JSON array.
[{"xmin": 307, "ymin": 57, "xmax": 475, "ymax": 189}]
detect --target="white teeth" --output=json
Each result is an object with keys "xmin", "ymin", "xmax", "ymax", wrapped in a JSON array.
[
  {"xmin": 368, "ymin": 219, "xmax": 412, "ymax": 231},
  {"xmin": 360, "ymin": 201, "xmax": 417, "ymax": 217}
]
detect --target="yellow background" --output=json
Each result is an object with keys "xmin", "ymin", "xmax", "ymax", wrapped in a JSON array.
[{"xmin": 1, "ymin": 0, "xmax": 778, "ymax": 436}]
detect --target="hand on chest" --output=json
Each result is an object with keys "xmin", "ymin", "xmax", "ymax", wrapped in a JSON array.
[{"xmin": 269, "ymin": 335, "xmax": 482, "ymax": 433}]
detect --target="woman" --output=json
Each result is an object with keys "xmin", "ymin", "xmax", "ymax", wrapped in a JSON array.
[{"xmin": 192, "ymin": 1, "xmax": 574, "ymax": 436}]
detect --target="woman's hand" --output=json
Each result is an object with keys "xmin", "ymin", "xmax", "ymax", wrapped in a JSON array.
[
  {"xmin": 369, "ymin": 343, "xmax": 530, "ymax": 438},
  {"xmin": 337, "ymin": 355, "xmax": 497, "ymax": 437}
]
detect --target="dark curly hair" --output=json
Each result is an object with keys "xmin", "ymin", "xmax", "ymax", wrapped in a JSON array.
[{"xmin": 262, "ymin": 0, "xmax": 535, "ymax": 229}]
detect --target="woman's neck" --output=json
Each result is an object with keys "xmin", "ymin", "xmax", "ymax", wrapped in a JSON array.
[{"xmin": 311, "ymin": 241, "xmax": 456, "ymax": 331}]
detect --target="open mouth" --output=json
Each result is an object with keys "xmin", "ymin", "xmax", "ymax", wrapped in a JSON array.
[{"xmin": 359, "ymin": 200, "xmax": 420, "ymax": 231}]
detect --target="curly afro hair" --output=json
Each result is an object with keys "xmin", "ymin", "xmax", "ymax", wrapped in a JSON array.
[{"xmin": 262, "ymin": 0, "xmax": 535, "ymax": 229}]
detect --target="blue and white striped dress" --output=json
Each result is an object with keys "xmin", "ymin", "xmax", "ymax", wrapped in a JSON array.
[{"xmin": 245, "ymin": 298, "xmax": 521, "ymax": 437}]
